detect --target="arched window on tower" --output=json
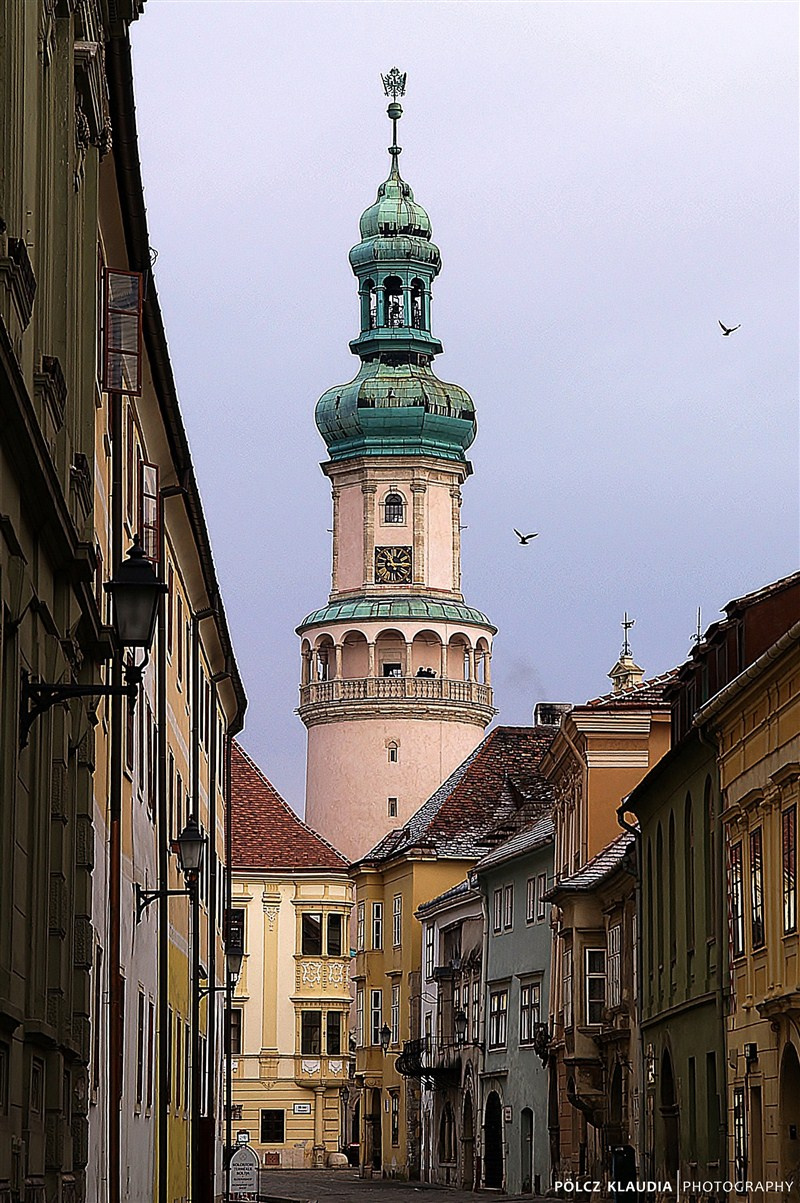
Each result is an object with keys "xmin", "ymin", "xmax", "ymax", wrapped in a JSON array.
[
  {"xmin": 410, "ymin": 279, "xmax": 425, "ymax": 330},
  {"xmin": 384, "ymin": 492, "xmax": 405, "ymax": 524},
  {"xmin": 384, "ymin": 277, "xmax": 404, "ymax": 328},
  {"xmin": 365, "ymin": 279, "xmax": 377, "ymax": 330}
]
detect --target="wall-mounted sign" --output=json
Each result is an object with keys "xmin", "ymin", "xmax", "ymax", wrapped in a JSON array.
[
  {"xmin": 293, "ymin": 1102, "xmax": 312, "ymax": 1115},
  {"xmin": 503, "ymin": 1105, "xmax": 513, "ymax": 1123},
  {"xmin": 236, "ymin": 1131, "xmax": 250, "ymax": 1144}
]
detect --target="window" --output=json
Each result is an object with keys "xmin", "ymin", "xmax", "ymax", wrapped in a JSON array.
[
  {"xmin": 176, "ymin": 594, "xmax": 184, "ymax": 683},
  {"xmin": 167, "ymin": 562, "xmax": 174, "ymax": 656},
  {"xmin": 175, "ymin": 1012, "xmax": 182, "ymax": 1110},
  {"xmin": 388, "ymin": 796, "xmax": 398, "ymax": 818},
  {"xmin": 784, "ymin": 805, "xmax": 797, "ymax": 934},
  {"xmin": 733, "ymin": 1085, "xmax": 747, "ymax": 1185},
  {"xmin": 0, "ymin": 1043, "xmax": 8, "ymax": 1116},
  {"xmin": 608, "ymin": 924, "xmax": 622, "ymax": 1009},
  {"xmin": 488, "ymin": 989, "xmax": 508, "ymax": 1049},
  {"xmin": 503, "ymin": 884, "xmax": 513, "ymax": 930},
  {"xmin": 302, "ymin": 913, "xmax": 323, "ymax": 956},
  {"xmin": 228, "ymin": 1007, "xmax": 242, "ymax": 1056},
  {"xmin": 730, "ymin": 842, "xmax": 745, "ymax": 958},
  {"xmin": 370, "ymin": 990, "xmax": 383, "ymax": 1046},
  {"xmin": 167, "ymin": 1007, "xmax": 173, "ymax": 1103},
  {"xmin": 392, "ymin": 895, "xmax": 402, "ymax": 947},
  {"xmin": 30, "ymin": 1058, "xmax": 44, "ymax": 1115},
  {"xmin": 301, "ymin": 1011, "xmax": 322, "ymax": 1055},
  {"xmin": 492, "ymin": 889, "xmax": 502, "ymax": 934},
  {"xmin": 135, "ymin": 990, "xmax": 146, "ymax": 1106},
  {"xmin": 384, "ymin": 492, "xmax": 405, "ymax": 524},
  {"xmin": 372, "ymin": 902, "xmax": 383, "ymax": 950},
  {"xmin": 410, "ymin": 279, "xmax": 425, "ymax": 329},
  {"xmin": 102, "ymin": 268, "xmax": 143, "ymax": 395},
  {"xmin": 382, "ymin": 662, "xmax": 402, "ymax": 678},
  {"xmin": 139, "ymin": 461, "xmax": 160, "ymax": 562},
  {"xmin": 391, "ymin": 983, "xmax": 400, "ymax": 1045},
  {"xmin": 585, "ymin": 948, "xmax": 606, "ymax": 1025},
  {"xmin": 184, "ymin": 1022, "xmax": 190, "ymax": 1114},
  {"xmin": 390, "ymin": 1093, "xmax": 399, "ymax": 1146},
  {"xmin": 425, "ymin": 924, "xmax": 434, "ymax": 979},
  {"xmin": 387, "ymin": 742, "xmax": 398, "ymax": 763},
  {"xmin": 563, "ymin": 947, "xmax": 573, "ymax": 1029},
  {"xmin": 537, "ymin": 873, "xmax": 547, "ymax": 920},
  {"xmin": 384, "ymin": 276, "xmax": 403, "ymax": 327},
  {"xmin": 750, "ymin": 828, "xmax": 765, "ymax": 950},
  {"xmin": 519, "ymin": 982, "xmax": 541, "ymax": 1045},
  {"xmin": 357, "ymin": 903, "xmax": 365, "ymax": 951},
  {"xmin": 146, "ymin": 999, "xmax": 155, "ymax": 1109},
  {"xmin": 471, "ymin": 977, "xmax": 479, "ymax": 1043},
  {"xmin": 327, "ymin": 913, "xmax": 343, "ymax": 957},
  {"xmin": 261, "ymin": 1109, "xmax": 285, "ymax": 1144},
  {"xmin": 326, "ymin": 1011, "xmax": 341, "ymax": 1056},
  {"xmin": 526, "ymin": 877, "xmax": 536, "ymax": 923},
  {"xmin": 92, "ymin": 944, "xmax": 103, "ymax": 1094},
  {"xmin": 356, "ymin": 988, "xmax": 364, "ymax": 1047}
]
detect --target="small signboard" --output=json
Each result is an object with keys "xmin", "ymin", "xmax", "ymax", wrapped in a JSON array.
[
  {"xmin": 503, "ymin": 1105, "xmax": 513, "ymax": 1123},
  {"xmin": 293, "ymin": 1102, "xmax": 312, "ymax": 1115},
  {"xmin": 230, "ymin": 1143, "xmax": 259, "ymax": 1198}
]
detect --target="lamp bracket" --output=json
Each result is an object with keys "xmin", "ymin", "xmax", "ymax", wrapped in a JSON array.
[
  {"xmin": 135, "ymin": 881, "xmax": 189, "ymax": 924},
  {"xmin": 19, "ymin": 668, "xmax": 141, "ymax": 749}
]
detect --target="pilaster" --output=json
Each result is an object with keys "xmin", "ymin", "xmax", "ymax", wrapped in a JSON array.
[
  {"xmin": 411, "ymin": 481, "xmax": 426, "ymax": 585},
  {"xmin": 362, "ymin": 483, "xmax": 377, "ymax": 587}
]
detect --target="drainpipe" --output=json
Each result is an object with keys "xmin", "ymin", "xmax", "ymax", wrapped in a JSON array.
[
  {"xmin": 109, "ymin": 390, "xmax": 123, "ymax": 1203},
  {"xmin": 205, "ymin": 677, "xmax": 220, "ymax": 1198},
  {"xmin": 224, "ymin": 732, "xmax": 233, "ymax": 1203}
]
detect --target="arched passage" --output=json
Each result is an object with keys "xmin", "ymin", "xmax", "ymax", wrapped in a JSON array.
[
  {"xmin": 520, "ymin": 1107, "xmax": 533, "ymax": 1193},
  {"xmin": 462, "ymin": 1092, "xmax": 475, "ymax": 1189},
  {"xmin": 375, "ymin": 628, "xmax": 407, "ymax": 678},
  {"xmin": 370, "ymin": 1087, "xmax": 382, "ymax": 1171},
  {"xmin": 484, "ymin": 1091, "xmax": 503, "ymax": 1188},
  {"xmin": 779, "ymin": 1042, "xmax": 800, "ymax": 1189},
  {"xmin": 341, "ymin": 629, "xmax": 368, "ymax": 679},
  {"xmin": 412, "ymin": 629, "xmax": 442, "ymax": 677},
  {"xmin": 659, "ymin": 1048, "xmax": 679, "ymax": 1178}
]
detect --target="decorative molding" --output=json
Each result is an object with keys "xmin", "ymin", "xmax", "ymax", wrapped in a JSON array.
[
  {"xmin": 0, "ymin": 234, "xmax": 37, "ymax": 331},
  {"xmin": 584, "ymin": 750, "xmax": 650, "ymax": 769},
  {"xmin": 301, "ymin": 1059, "xmax": 321, "ymax": 1075}
]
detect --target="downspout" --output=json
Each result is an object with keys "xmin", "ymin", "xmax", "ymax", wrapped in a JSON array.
[
  {"xmin": 109, "ymin": 390, "xmax": 123, "ymax": 1203},
  {"xmin": 191, "ymin": 614, "xmax": 201, "ymax": 1203},
  {"xmin": 617, "ymin": 799, "xmax": 643, "ymax": 1178},
  {"xmin": 224, "ymin": 732, "xmax": 233, "ymax": 1203},
  {"xmin": 205, "ymin": 677, "xmax": 219, "ymax": 1201}
]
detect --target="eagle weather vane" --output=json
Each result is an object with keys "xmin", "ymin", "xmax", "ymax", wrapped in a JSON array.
[{"xmin": 382, "ymin": 67, "xmax": 407, "ymax": 99}]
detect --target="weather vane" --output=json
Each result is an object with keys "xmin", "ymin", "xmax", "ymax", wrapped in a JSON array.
[
  {"xmin": 621, "ymin": 612, "xmax": 635, "ymax": 657},
  {"xmin": 691, "ymin": 606, "xmax": 702, "ymax": 645},
  {"xmin": 381, "ymin": 67, "xmax": 407, "ymax": 100}
]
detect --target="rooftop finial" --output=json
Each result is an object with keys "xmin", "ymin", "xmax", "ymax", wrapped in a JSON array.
[
  {"xmin": 381, "ymin": 68, "xmax": 406, "ymax": 177},
  {"xmin": 621, "ymin": 611, "xmax": 635, "ymax": 657}
]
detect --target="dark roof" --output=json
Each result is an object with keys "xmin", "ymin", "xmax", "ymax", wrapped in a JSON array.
[
  {"xmin": 474, "ymin": 814, "xmax": 555, "ymax": 873},
  {"xmin": 725, "ymin": 570, "xmax": 800, "ymax": 616},
  {"xmin": 547, "ymin": 831, "xmax": 635, "ymax": 898},
  {"xmin": 581, "ymin": 670, "xmax": 677, "ymax": 711},
  {"xmin": 230, "ymin": 743, "xmax": 348, "ymax": 872},
  {"xmin": 416, "ymin": 878, "xmax": 477, "ymax": 917},
  {"xmin": 358, "ymin": 726, "xmax": 557, "ymax": 866}
]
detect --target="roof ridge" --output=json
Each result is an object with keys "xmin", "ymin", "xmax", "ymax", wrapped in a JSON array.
[{"xmin": 582, "ymin": 668, "xmax": 679, "ymax": 708}]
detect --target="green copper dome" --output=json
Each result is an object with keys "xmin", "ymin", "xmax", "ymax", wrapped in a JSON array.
[
  {"xmin": 315, "ymin": 95, "xmax": 477, "ymax": 465},
  {"xmin": 298, "ymin": 595, "xmax": 496, "ymax": 634}
]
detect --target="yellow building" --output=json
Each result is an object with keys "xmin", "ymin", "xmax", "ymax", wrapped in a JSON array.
[
  {"xmin": 698, "ymin": 616, "xmax": 800, "ymax": 1199},
  {"xmin": 351, "ymin": 725, "xmax": 557, "ymax": 1179},
  {"xmin": 229, "ymin": 744, "xmax": 352, "ymax": 1170}
]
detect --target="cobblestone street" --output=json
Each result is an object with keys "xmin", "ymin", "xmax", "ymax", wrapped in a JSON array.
[{"xmin": 257, "ymin": 1168, "xmax": 543, "ymax": 1202}]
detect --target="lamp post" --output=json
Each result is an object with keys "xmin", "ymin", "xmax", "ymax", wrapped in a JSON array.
[
  {"xmin": 453, "ymin": 1009, "xmax": 468, "ymax": 1046},
  {"xmin": 380, "ymin": 1023, "xmax": 392, "ymax": 1054},
  {"xmin": 19, "ymin": 537, "xmax": 166, "ymax": 747}
]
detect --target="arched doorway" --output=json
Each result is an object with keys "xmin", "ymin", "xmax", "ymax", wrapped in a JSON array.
[
  {"xmin": 370, "ymin": 1088, "xmax": 382, "ymax": 1171},
  {"xmin": 462, "ymin": 1093, "xmax": 475, "ymax": 1189},
  {"xmin": 609, "ymin": 1063, "xmax": 624, "ymax": 1147},
  {"xmin": 660, "ymin": 1049, "xmax": 680, "ymax": 1178},
  {"xmin": 521, "ymin": 1107, "xmax": 533, "ymax": 1193},
  {"xmin": 352, "ymin": 1099, "xmax": 360, "ymax": 1147},
  {"xmin": 779, "ymin": 1042, "xmax": 800, "ymax": 1195},
  {"xmin": 484, "ymin": 1091, "xmax": 503, "ymax": 1189}
]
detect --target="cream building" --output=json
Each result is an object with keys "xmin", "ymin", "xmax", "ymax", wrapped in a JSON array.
[{"xmin": 229, "ymin": 744, "xmax": 353, "ymax": 1170}]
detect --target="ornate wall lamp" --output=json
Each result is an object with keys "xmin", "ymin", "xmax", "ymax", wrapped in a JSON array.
[
  {"xmin": 135, "ymin": 814, "xmax": 205, "ymax": 923},
  {"xmin": 19, "ymin": 537, "xmax": 166, "ymax": 748},
  {"xmin": 379, "ymin": 1024, "xmax": 392, "ymax": 1054},
  {"xmin": 453, "ymin": 1008, "xmax": 468, "ymax": 1045}
]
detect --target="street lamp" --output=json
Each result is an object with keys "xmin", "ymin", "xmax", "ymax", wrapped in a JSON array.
[
  {"xmin": 380, "ymin": 1024, "xmax": 392, "ymax": 1054},
  {"xmin": 135, "ymin": 815, "xmax": 207, "ymax": 922},
  {"xmin": 453, "ymin": 1009, "xmax": 468, "ymax": 1045},
  {"xmin": 19, "ymin": 537, "xmax": 167, "ymax": 747}
]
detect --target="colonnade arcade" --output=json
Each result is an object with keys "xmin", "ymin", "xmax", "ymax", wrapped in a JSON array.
[{"xmin": 300, "ymin": 627, "xmax": 491, "ymax": 686}]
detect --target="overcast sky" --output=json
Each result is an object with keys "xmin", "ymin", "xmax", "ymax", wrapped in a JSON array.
[{"xmin": 131, "ymin": 2, "xmax": 798, "ymax": 812}]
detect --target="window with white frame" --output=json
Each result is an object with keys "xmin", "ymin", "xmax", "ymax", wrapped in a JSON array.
[
  {"xmin": 392, "ymin": 895, "xmax": 402, "ymax": 948},
  {"xmin": 370, "ymin": 989, "xmax": 383, "ymax": 1045},
  {"xmin": 488, "ymin": 988, "xmax": 508, "ymax": 1049},
  {"xmin": 563, "ymin": 947, "xmax": 573, "ymax": 1029},
  {"xmin": 356, "ymin": 987, "xmax": 364, "ymax": 1047},
  {"xmin": 526, "ymin": 877, "xmax": 536, "ymax": 923},
  {"xmin": 471, "ymin": 976, "xmax": 480, "ymax": 1043},
  {"xmin": 585, "ymin": 948, "xmax": 606, "ymax": 1025},
  {"xmin": 356, "ymin": 902, "xmax": 365, "ymax": 951},
  {"xmin": 391, "ymin": 983, "xmax": 400, "ymax": 1045},
  {"xmin": 519, "ymin": 982, "xmax": 541, "ymax": 1045},
  {"xmin": 750, "ymin": 827, "xmax": 765, "ymax": 950},
  {"xmin": 784, "ymin": 805, "xmax": 797, "ymax": 934},
  {"xmin": 730, "ymin": 842, "xmax": 745, "ymax": 958},
  {"xmin": 608, "ymin": 923, "xmax": 622, "ymax": 1009},
  {"xmin": 425, "ymin": 924, "xmax": 434, "ymax": 979},
  {"xmin": 503, "ymin": 884, "xmax": 513, "ymax": 930},
  {"xmin": 536, "ymin": 873, "xmax": 547, "ymax": 920},
  {"xmin": 492, "ymin": 889, "xmax": 502, "ymax": 934},
  {"xmin": 372, "ymin": 902, "xmax": 383, "ymax": 950}
]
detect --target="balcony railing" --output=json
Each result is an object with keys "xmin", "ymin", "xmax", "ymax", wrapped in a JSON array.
[{"xmin": 299, "ymin": 675, "xmax": 493, "ymax": 709}]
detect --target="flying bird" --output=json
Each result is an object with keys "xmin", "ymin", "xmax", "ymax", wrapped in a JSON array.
[
  {"xmin": 719, "ymin": 320, "xmax": 741, "ymax": 336},
  {"xmin": 514, "ymin": 529, "xmax": 538, "ymax": 545}
]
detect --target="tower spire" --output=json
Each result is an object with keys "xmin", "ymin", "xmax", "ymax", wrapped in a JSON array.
[{"xmin": 381, "ymin": 67, "xmax": 406, "ymax": 177}]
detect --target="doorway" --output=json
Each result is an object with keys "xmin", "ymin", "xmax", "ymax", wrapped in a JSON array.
[
  {"xmin": 484, "ymin": 1091, "xmax": 504, "ymax": 1189},
  {"xmin": 521, "ymin": 1107, "xmax": 533, "ymax": 1193},
  {"xmin": 462, "ymin": 1093, "xmax": 474, "ymax": 1189}
]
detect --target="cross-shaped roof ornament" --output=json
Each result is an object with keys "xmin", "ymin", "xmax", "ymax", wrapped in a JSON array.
[
  {"xmin": 621, "ymin": 611, "xmax": 635, "ymax": 657},
  {"xmin": 382, "ymin": 67, "xmax": 407, "ymax": 100}
]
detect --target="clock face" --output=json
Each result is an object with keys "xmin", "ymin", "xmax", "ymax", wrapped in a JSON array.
[{"xmin": 374, "ymin": 545, "xmax": 412, "ymax": 584}]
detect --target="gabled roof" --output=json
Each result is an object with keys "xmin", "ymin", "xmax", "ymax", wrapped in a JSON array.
[
  {"xmin": 581, "ymin": 670, "xmax": 677, "ymax": 711},
  {"xmin": 230, "ymin": 743, "xmax": 348, "ymax": 872},
  {"xmin": 358, "ymin": 725, "xmax": 557, "ymax": 866},
  {"xmin": 473, "ymin": 814, "xmax": 555, "ymax": 874},
  {"xmin": 416, "ymin": 877, "xmax": 478, "ymax": 918},
  {"xmin": 725, "ymin": 570, "xmax": 800, "ymax": 616},
  {"xmin": 546, "ymin": 831, "xmax": 635, "ymax": 898}
]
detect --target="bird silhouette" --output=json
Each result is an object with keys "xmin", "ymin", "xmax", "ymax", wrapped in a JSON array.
[
  {"xmin": 719, "ymin": 320, "xmax": 741, "ymax": 336},
  {"xmin": 514, "ymin": 529, "xmax": 538, "ymax": 545}
]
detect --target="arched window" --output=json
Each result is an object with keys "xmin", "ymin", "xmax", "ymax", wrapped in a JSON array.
[
  {"xmin": 410, "ymin": 279, "xmax": 425, "ymax": 329},
  {"xmin": 439, "ymin": 1103, "xmax": 455, "ymax": 1163},
  {"xmin": 384, "ymin": 492, "xmax": 405, "ymax": 524},
  {"xmin": 383, "ymin": 277, "xmax": 403, "ymax": 328},
  {"xmin": 363, "ymin": 279, "xmax": 377, "ymax": 330},
  {"xmin": 685, "ymin": 793, "xmax": 695, "ymax": 952},
  {"xmin": 387, "ymin": 741, "xmax": 398, "ymax": 764}
]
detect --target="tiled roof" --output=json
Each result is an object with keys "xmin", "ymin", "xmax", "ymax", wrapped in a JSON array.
[
  {"xmin": 416, "ymin": 878, "xmax": 476, "ymax": 917},
  {"xmin": 582, "ymin": 670, "xmax": 677, "ymax": 711},
  {"xmin": 230, "ymin": 743, "xmax": 348, "ymax": 872},
  {"xmin": 547, "ymin": 831, "xmax": 635, "ymax": 897},
  {"xmin": 474, "ymin": 815, "xmax": 555, "ymax": 873},
  {"xmin": 359, "ymin": 726, "xmax": 557, "ymax": 865},
  {"xmin": 725, "ymin": 570, "xmax": 800, "ymax": 615},
  {"xmin": 297, "ymin": 595, "xmax": 495, "ymax": 633}
]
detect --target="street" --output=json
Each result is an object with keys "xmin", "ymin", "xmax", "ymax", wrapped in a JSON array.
[{"xmin": 256, "ymin": 1168, "xmax": 546, "ymax": 1202}]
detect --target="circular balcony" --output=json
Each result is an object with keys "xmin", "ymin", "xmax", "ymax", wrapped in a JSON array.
[{"xmin": 298, "ymin": 673, "xmax": 494, "ymax": 727}]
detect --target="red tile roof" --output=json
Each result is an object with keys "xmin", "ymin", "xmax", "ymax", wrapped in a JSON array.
[
  {"xmin": 230, "ymin": 742, "xmax": 348, "ymax": 872},
  {"xmin": 581, "ymin": 670, "xmax": 677, "ymax": 710}
]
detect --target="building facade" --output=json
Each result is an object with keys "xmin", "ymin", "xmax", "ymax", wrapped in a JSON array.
[
  {"xmin": 229, "ymin": 744, "xmax": 353, "ymax": 1172},
  {"xmin": 297, "ymin": 82, "xmax": 496, "ymax": 862}
]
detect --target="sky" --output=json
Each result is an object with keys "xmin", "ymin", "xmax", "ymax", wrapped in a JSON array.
[{"xmin": 131, "ymin": 1, "xmax": 799, "ymax": 812}]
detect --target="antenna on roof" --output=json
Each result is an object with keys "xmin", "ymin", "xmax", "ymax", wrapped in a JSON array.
[{"xmin": 691, "ymin": 606, "xmax": 702, "ymax": 646}]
